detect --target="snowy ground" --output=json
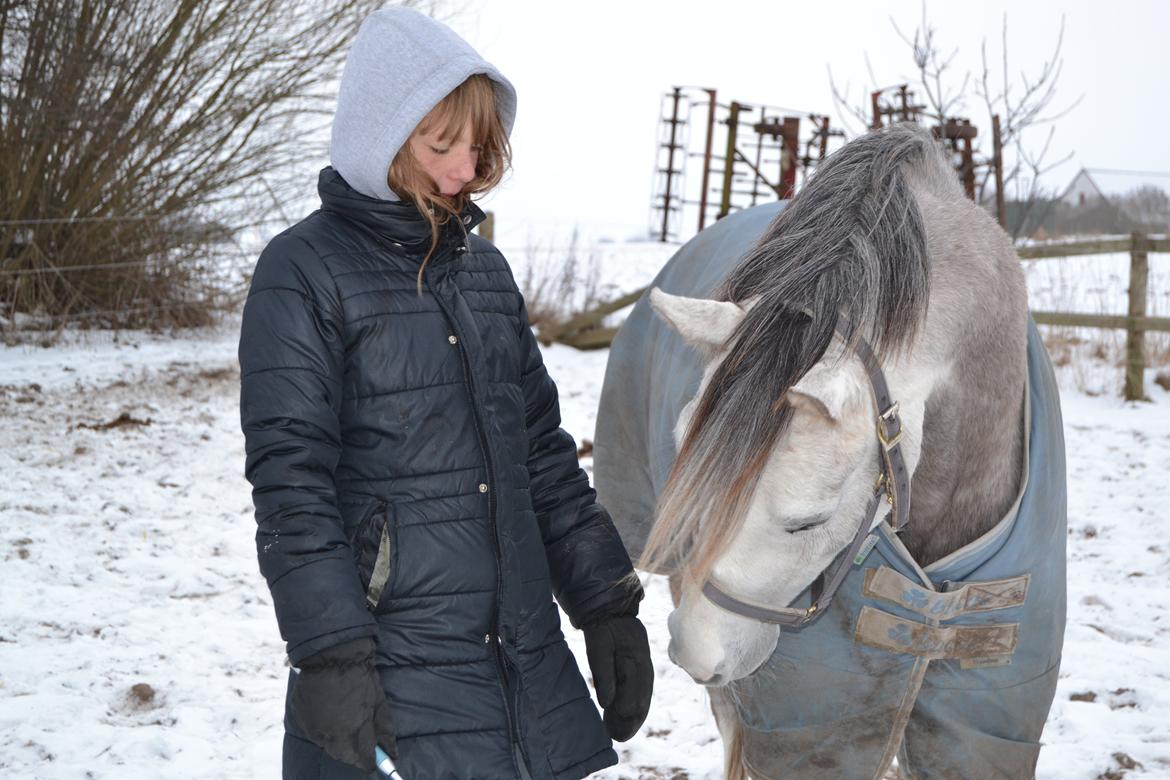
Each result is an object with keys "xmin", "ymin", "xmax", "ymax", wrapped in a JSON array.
[{"xmin": 1, "ymin": 244, "xmax": 1168, "ymax": 779}]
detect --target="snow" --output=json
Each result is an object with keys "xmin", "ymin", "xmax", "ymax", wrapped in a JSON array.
[{"xmin": 1, "ymin": 242, "xmax": 1168, "ymax": 779}]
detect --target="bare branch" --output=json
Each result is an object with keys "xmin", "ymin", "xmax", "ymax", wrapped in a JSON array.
[
  {"xmin": 826, "ymin": 65, "xmax": 870, "ymax": 136},
  {"xmin": 2, "ymin": 0, "xmax": 429, "ymax": 330}
]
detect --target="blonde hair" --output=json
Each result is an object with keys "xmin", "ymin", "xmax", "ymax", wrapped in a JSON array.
[{"xmin": 388, "ymin": 74, "xmax": 512, "ymax": 290}]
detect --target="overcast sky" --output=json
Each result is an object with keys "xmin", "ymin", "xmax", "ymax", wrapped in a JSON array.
[{"xmin": 438, "ymin": 0, "xmax": 1170, "ymax": 245}]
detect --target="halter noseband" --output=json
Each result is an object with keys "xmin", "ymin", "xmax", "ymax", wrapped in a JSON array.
[{"xmin": 700, "ymin": 317, "xmax": 911, "ymax": 628}]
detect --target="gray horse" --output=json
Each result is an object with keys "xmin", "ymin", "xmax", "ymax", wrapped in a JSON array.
[{"xmin": 594, "ymin": 124, "xmax": 1067, "ymax": 779}]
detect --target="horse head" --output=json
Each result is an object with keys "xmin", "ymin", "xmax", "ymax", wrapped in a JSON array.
[{"xmin": 646, "ymin": 287, "xmax": 933, "ymax": 685}]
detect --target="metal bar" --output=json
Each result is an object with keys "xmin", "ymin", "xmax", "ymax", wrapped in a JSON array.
[
  {"xmin": 698, "ymin": 89, "xmax": 717, "ymax": 232},
  {"xmin": 718, "ymin": 101, "xmax": 747, "ymax": 221},
  {"xmin": 961, "ymin": 120, "xmax": 977, "ymax": 200},
  {"xmin": 750, "ymin": 118, "xmax": 765, "ymax": 206},
  {"xmin": 734, "ymin": 150, "xmax": 781, "ymax": 196},
  {"xmin": 780, "ymin": 117, "xmax": 800, "ymax": 199},
  {"xmin": 732, "ymin": 149, "xmax": 781, "ymax": 196},
  {"xmin": 660, "ymin": 87, "xmax": 683, "ymax": 243}
]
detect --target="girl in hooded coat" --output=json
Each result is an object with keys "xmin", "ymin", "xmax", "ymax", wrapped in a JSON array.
[{"xmin": 238, "ymin": 8, "xmax": 653, "ymax": 780}]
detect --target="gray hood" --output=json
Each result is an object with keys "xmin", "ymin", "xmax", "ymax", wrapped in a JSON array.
[{"xmin": 329, "ymin": 7, "xmax": 517, "ymax": 202}]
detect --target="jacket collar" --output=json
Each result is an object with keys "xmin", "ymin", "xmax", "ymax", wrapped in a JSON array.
[{"xmin": 317, "ymin": 166, "xmax": 486, "ymax": 258}]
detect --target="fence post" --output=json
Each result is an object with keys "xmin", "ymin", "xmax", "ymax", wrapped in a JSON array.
[
  {"xmin": 478, "ymin": 211, "xmax": 494, "ymax": 243},
  {"xmin": 1124, "ymin": 231, "xmax": 1150, "ymax": 401}
]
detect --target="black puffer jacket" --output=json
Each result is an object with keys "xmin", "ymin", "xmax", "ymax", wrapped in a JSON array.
[{"xmin": 239, "ymin": 167, "xmax": 642, "ymax": 779}]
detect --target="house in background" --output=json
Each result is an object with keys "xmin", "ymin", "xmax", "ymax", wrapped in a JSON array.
[
  {"xmin": 1038, "ymin": 168, "xmax": 1170, "ymax": 237},
  {"xmin": 1059, "ymin": 169, "xmax": 1108, "ymax": 207}
]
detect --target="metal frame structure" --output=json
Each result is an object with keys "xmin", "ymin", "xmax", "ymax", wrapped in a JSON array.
[
  {"xmin": 651, "ymin": 87, "xmax": 844, "ymax": 242},
  {"xmin": 869, "ymin": 85, "xmax": 1007, "ymax": 227},
  {"xmin": 652, "ymin": 84, "xmax": 1009, "ymax": 241}
]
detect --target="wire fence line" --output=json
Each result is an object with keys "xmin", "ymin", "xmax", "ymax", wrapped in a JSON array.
[
  {"xmin": 0, "ymin": 246, "xmax": 669, "ymax": 278},
  {"xmin": 0, "ymin": 259, "xmax": 158, "ymax": 276},
  {"xmin": 2, "ymin": 301, "xmax": 241, "ymax": 327},
  {"xmin": 0, "ymin": 215, "xmax": 174, "ymax": 225}
]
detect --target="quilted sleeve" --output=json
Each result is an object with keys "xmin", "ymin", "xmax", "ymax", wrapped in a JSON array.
[
  {"xmin": 518, "ymin": 301, "xmax": 644, "ymax": 629},
  {"xmin": 238, "ymin": 232, "xmax": 375, "ymax": 664}
]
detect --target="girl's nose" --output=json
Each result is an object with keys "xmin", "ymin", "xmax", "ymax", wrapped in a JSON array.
[{"xmin": 455, "ymin": 150, "xmax": 476, "ymax": 183}]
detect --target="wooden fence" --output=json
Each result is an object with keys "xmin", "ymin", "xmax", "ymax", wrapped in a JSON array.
[
  {"xmin": 539, "ymin": 231, "xmax": 1167, "ymax": 401},
  {"xmin": 1017, "ymin": 232, "xmax": 1168, "ymax": 401}
]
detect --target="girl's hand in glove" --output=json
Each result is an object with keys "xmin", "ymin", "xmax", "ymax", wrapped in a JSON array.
[
  {"xmin": 583, "ymin": 616, "xmax": 654, "ymax": 741},
  {"xmin": 292, "ymin": 637, "xmax": 397, "ymax": 772}
]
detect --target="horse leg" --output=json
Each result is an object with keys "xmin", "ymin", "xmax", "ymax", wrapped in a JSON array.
[{"xmin": 668, "ymin": 574, "xmax": 748, "ymax": 780}]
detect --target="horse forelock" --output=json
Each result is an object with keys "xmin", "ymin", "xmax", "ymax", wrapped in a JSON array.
[{"xmin": 640, "ymin": 123, "xmax": 939, "ymax": 585}]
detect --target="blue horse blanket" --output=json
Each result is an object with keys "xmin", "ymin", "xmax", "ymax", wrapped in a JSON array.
[{"xmin": 594, "ymin": 203, "xmax": 1067, "ymax": 779}]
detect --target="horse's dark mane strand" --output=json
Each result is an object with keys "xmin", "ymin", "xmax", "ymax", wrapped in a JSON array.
[{"xmin": 641, "ymin": 123, "xmax": 940, "ymax": 583}]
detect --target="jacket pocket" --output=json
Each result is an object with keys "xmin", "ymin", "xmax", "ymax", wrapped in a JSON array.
[{"xmin": 350, "ymin": 499, "xmax": 396, "ymax": 611}]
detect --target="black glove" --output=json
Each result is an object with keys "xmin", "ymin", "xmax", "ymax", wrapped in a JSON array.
[
  {"xmin": 583, "ymin": 615, "xmax": 654, "ymax": 742},
  {"xmin": 291, "ymin": 637, "xmax": 397, "ymax": 772}
]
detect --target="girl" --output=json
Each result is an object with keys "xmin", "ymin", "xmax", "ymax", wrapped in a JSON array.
[{"xmin": 239, "ymin": 8, "xmax": 652, "ymax": 780}]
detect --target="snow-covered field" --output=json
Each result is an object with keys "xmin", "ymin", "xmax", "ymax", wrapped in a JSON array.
[{"xmin": 1, "ymin": 244, "xmax": 1168, "ymax": 779}]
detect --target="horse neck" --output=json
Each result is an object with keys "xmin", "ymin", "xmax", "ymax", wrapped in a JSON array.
[{"xmin": 895, "ymin": 226, "xmax": 1030, "ymax": 567}]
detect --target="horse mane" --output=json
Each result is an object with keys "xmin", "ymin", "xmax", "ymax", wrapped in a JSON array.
[{"xmin": 640, "ymin": 123, "xmax": 946, "ymax": 584}]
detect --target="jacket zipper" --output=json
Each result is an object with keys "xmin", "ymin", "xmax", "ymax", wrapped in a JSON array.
[{"xmin": 423, "ymin": 266, "xmax": 532, "ymax": 779}]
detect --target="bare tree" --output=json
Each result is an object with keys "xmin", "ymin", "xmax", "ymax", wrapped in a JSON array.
[
  {"xmin": 0, "ymin": 0, "xmax": 422, "ymax": 334},
  {"xmin": 828, "ymin": 4, "xmax": 1082, "ymax": 238},
  {"xmin": 1119, "ymin": 185, "xmax": 1170, "ymax": 232}
]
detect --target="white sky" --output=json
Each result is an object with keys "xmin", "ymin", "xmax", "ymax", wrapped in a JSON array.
[{"xmin": 440, "ymin": 0, "xmax": 1170, "ymax": 245}]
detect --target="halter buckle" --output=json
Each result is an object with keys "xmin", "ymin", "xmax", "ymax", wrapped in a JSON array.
[{"xmin": 876, "ymin": 402, "xmax": 903, "ymax": 449}]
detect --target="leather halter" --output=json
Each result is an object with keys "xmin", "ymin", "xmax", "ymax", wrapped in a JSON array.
[{"xmin": 700, "ymin": 318, "xmax": 912, "ymax": 628}]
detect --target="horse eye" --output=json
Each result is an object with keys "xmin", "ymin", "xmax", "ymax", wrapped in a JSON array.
[{"xmin": 784, "ymin": 515, "xmax": 830, "ymax": 534}]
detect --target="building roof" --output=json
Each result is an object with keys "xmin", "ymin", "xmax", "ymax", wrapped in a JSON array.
[{"xmin": 1077, "ymin": 168, "xmax": 1170, "ymax": 200}]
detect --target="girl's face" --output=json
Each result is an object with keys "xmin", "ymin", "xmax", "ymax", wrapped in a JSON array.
[{"xmin": 408, "ymin": 121, "xmax": 480, "ymax": 197}]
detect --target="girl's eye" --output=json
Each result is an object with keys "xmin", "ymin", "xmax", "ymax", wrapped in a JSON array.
[{"xmin": 429, "ymin": 146, "xmax": 449, "ymax": 155}]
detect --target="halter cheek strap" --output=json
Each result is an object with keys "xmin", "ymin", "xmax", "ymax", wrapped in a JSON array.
[{"xmin": 700, "ymin": 318, "xmax": 911, "ymax": 628}]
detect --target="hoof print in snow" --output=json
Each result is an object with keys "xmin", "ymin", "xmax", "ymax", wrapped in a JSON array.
[
  {"xmin": 77, "ymin": 412, "xmax": 152, "ymax": 431},
  {"xmin": 197, "ymin": 366, "xmax": 237, "ymax": 383},
  {"xmin": 635, "ymin": 767, "xmax": 687, "ymax": 780},
  {"xmin": 1069, "ymin": 691, "xmax": 1097, "ymax": 702},
  {"xmin": 11, "ymin": 538, "xmax": 32, "ymax": 561},
  {"xmin": 126, "ymin": 683, "xmax": 158, "ymax": 711},
  {"xmin": 1098, "ymin": 751, "xmax": 1145, "ymax": 779},
  {"xmin": 1112, "ymin": 753, "xmax": 1143, "ymax": 770},
  {"xmin": 77, "ymin": 413, "xmax": 152, "ymax": 432},
  {"xmin": 1107, "ymin": 688, "xmax": 1138, "ymax": 710}
]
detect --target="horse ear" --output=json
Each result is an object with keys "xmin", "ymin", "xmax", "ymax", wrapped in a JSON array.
[
  {"xmin": 649, "ymin": 287, "xmax": 745, "ymax": 354},
  {"xmin": 787, "ymin": 360, "xmax": 865, "ymax": 423}
]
